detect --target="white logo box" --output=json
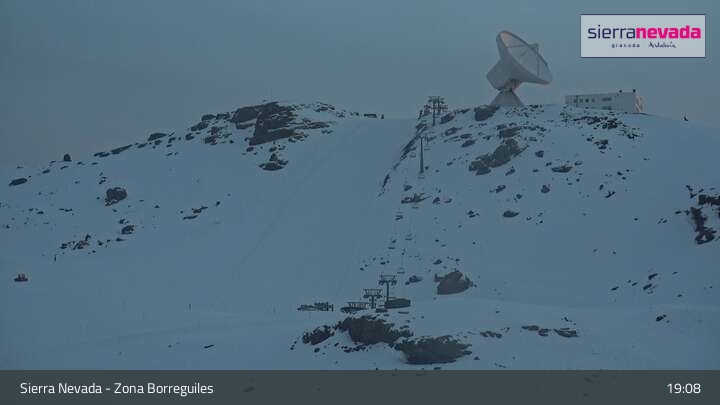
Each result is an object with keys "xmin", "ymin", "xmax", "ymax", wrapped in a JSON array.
[{"xmin": 581, "ymin": 14, "xmax": 705, "ymax": 58}]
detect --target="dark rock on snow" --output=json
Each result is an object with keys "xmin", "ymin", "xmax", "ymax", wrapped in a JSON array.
[
  {"xmin": 474, "ymin": 105, "xmax": 498, "ymax": 122},
  {"xmin": 395, "ymin": 336, "xmax": 471, "ymax": 364},
  {"xmin": 336, "ymin": 316, "xmax": 412, "ymax": 345},
  {"xmin": 302, "ymin": 326, "xmax": 334, "ymax": 345},
  {"xmin": 147, "ymin": 132, "xmax": 168, "ymax": 142},
  {"xmin": 9, "ymin": 178, "xmax": 28, "ymax": 187},
  {"xmin": 468, "ymin": 139, "xmax": 524, "ymax": 175},
  {"xmin": 105, "ymin": 187, "xmax": 127, "ymax": 206},
  {"xmin": 405, "ymin": 275, "xmax": 423, "ymax": 285},
  {"xmin": 435, "ymin": 271, "xmax": 473, "ymax": 295}
]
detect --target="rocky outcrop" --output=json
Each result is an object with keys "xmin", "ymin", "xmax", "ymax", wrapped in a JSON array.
[
  {"xmin": 336, "ymin": 316, "xmax": 412, "ymax": 345},
  {"xmin": 259, "ymin": 152, "xmax": 288, "ymax": 171},
  {"xmin": 468, "ymin": 138, "xmax": 524, "ymax": 175},
  {"xmin": 474, "ymin": 105, "xmax": 498, "ymax": 122},
  {"xmin": 147, "ymin": 132, "xmax": 167, "ymax": 142},
  {"xmin": 435, "ymin": 271, "xmax": 473, "ymax": 295},
  {"xmin": 111, "ymin": 145, "xmax": 133, "ymax": 155},
  {"xmin": 395, "ymin": 336, "xmax": 471, "ymax": 364},
  {"xmin": 405, "ymin": 275, "xmax": 423, "ymax": 285},
  {"xmin": 551, "ymin": 164, "xmax": 573, "ymax": 173},
  {"xmin": 440, "ymin": 113, "xmax": 454, "ymax": 124},
  {"xmin": 230, "ymin": 105, "xmax": 263, "ymax": 125},
  {"xmin": 690, "ymin": 207, "xmax": 716, "ymax": 244},
  {"xmin": 302, "ymin": 326, "xmax": 334, "ymax": 345},
  {"xmin": 401, "ymin": 193, "xmax": 428, "ymax": 204},
  {"xmin": 248, "ymin": 103, "xmax": 298, "ymax": 145},
  {"xmin": 9, "ymin": 178, "xmax": 28, "ymax": 187},
  {"xmin": 190, "ymin": 121, "xmax": 209, "ymax": 132},
  {"xmin": 104, "ymin": 187, "xmax": 127, "ymax": 206}
]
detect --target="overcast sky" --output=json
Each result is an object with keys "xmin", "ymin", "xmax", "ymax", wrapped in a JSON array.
[{"xmin": 1, "ymin": 0, "xmax": 717, "ymax": 166}]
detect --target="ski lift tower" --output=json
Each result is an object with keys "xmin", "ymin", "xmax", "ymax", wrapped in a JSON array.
[
  {"xmin": 419, "ymin": 135, "xmax": 424, "ymax": 175},
  {"xmin": 378, "ymin": 274, "xmax": 397, "ymax": 302},
  {"xmin": 427, "ymin": 96, "xmax": 446, "ymax": 126},
  {"xmin": 363, "ymin": 288, "xmax": 383, "ymax": 309}
]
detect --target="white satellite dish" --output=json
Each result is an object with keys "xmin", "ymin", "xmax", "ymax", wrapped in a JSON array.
[{"xmin": 486, "ymin": 31, "xmax": 552, "ymax": 107}]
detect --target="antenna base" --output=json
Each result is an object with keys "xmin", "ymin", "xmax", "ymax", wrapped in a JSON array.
[{"xmin": 490, "ymin": 89, "xmax": 523, "ymax": 107}]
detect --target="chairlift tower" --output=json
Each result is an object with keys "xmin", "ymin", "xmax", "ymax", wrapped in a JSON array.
[
  {"xmin": 363, "ymin": 288, "xmax": 383, "ymax": 309},
  {"xmin": 378, "ymin": 274, "xmax": 397, "ymax": 302},
  {"xmin": 419, "ymin": 136, "xmax": 424, "ymax": 175},
  {"xmin": 427, "ymin": 96, "xmax": 446, "ymax": 126}
]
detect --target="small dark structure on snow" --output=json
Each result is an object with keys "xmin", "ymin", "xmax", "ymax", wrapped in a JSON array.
[
  {"xmin": 341, "ymin": 301, "xmax": 372, "ymax": 314},
  {"xmin": 363, "ymin": 288, "xmax": 383, "ymax": 309},
  {"xmin": 14, "ymin": 273, "xmax": 28, "ymax": 282},
  {"xmin": 384, "ymin": 298, "xmax": 411, "ymax": 309},
  {"xmin": 297, "ymin": 302, "xmax": 334, "ymax": 311}
]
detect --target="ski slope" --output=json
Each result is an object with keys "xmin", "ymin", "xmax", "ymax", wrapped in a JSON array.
[{"xmin": 1, "ymin": 102, "xmax": 718, "ymax": 369}]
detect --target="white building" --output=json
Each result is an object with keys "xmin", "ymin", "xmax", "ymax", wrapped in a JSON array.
[{"xmin": 564, "ymin": 89, "xmax": 644, "ymax": 113}]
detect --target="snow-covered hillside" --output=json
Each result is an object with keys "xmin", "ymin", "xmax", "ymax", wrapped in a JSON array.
[{"xmin": 1, "ymin": 101, "xmax": 718, "ymax": 369}]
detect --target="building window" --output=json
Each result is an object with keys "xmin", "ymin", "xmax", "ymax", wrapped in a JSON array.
[
  {"xmin": 602, "ymin": 97, "xmax": 611, "ymax": 102},
  {"xmin": 602, "ymin": 106, "xmax": 612, "ymax": 110}
]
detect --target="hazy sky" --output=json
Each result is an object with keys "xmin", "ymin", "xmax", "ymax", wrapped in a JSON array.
[{"xmin": 1, "ymin": 0, "xmax": 717, "ymax": 166}]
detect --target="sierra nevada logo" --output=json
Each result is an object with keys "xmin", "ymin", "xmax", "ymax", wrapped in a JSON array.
[{"xmin": 581, "ymin": 15, "xmax": 705, "ymax": 58}]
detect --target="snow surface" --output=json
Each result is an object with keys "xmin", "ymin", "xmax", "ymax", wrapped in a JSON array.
[{"xmin": 1, "ymin": 102, "xmax": 718, "ymax": 370}]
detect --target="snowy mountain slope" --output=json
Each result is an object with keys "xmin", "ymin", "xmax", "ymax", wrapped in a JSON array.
[{"xmin": 1, "ymin": 101, "xmax": 718, "ymax": 369}]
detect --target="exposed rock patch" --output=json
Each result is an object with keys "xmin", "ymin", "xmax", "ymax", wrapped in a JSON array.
[
  {"xmin": 468, "ymin": 138, "xmax": 524, "ymax": 175},
  {"xmin": 336, "ymin": 316, "xmax": 412, "ymax": 345},
  {"xmin": 395, "ymin": 336, "xmax": 471, "ymax": 364},
  {"xmin": 104, "ymin": 187, "xmax": 127, "ymax": 206},
  {"xmin": 435, "ymin": 271, "xmax": 473, "ymax": 295},
  {"xmin": 551, "ymin": 164, "xmax": 573, "ymax": 173},
  {"xmin": 439, "ymin": 113, "xmax": 454, "ymax": 125},
  {"xmin": 302, "ymin": 326, "xmax": 334, "ymax": 345},
  {"xmin": 405, "ymin": 275, "xmax": 423, "ymax": 285},
  {"xmin": 147, "ymin": 133, "xmax": 168, "ymax": 142},
  {"xmin": 474, "ymin": 105, "xmax": 498, "ymax": 122},
  {"xmin": 401, "ymin": 193, "xmax": 428, "ymax": 204},
  {"xmin": 690, "ymin": 207, "xmax": 716, "ymax": 244},
  {"xmin": 9, "ymin": 178, "xmax": 28, "ymax": 187},
  {"xmin": 111, "ymin": 145, "xmax": 133, "ymax": 155}
]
